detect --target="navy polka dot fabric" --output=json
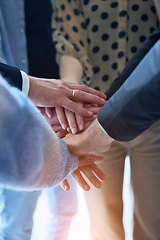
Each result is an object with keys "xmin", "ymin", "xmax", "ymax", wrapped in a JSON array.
[{"xmin": 53, "ymin": 0, "xmax": 158, "ymax": 92}]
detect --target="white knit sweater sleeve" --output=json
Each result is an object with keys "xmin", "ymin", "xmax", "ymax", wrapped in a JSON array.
[{"xmin": 0, "ymin": 76, "xmax": 78, "ymax": 191}]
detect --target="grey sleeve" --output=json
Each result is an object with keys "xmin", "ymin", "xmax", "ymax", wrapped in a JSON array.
[
  {"xmin": 98, "ymin": 40, "xmax": 160, "ymax": 141},
  {"xmin": 0, "ymin": 76, "xmax": 78, "ymax": 191}
]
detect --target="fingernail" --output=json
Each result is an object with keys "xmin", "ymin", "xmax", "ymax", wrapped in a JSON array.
[
  {"xmin": 102, "ymin": 93, "xmax": 107, "ymax": 99},
  {"xmin": 46, "ymin": 114, "xmax": 51, "ymax": 118},
  {"xmin": 79, "ymin": 125, "xmax": 84, "ymax": 131},
  {"xmin": 84, "ymin": 185, "xmax": 90, "ymax": 191},
  {"xmin": 95, "ymin": 182, "xmax": 101, "ymax": 188},
  {"xmin": 62, "ymin": 124, "xmax": 67, "ymax": 130},
  {"xmin": 101, "ymin": 98, "xmax": 106, "ymax": 104},
  {"xmin": 88, "ymin": 111, "xmax": 93, "ymax": 116},
  {"xmin": 72, "ymin": 128, "xmax": 77, "ymax": 134},
  {"xmin": 64, "ymin": 185, "xmax": 69, "ymax": 190}
]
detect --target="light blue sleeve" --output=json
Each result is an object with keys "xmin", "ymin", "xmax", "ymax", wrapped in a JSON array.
[{"xmin": 0, "ymin": 76, "xmax": 78, "ymax": 191}]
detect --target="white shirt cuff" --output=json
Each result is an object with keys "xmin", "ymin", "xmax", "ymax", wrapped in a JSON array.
[
  {"xmin": 20, "ymin": 71, "xmax": 30, "ymax": 96},
  {"xmin": 98, "ymin": 120, "xmax": 109, "ymax": 136}
]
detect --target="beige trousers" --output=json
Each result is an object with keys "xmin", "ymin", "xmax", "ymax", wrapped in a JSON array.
[{"xmin": 85, "ymin": 120, "xmax": 160, "ymax": 240}]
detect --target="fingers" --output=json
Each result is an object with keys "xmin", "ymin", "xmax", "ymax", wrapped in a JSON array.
[
  {"xmin": 62, "ymin": 98, "xmax": 94, "ymax": 118},
  {"xmin": 65, "ymin": 102, "xmax": 85, "ymax": 133},
  {"xmin": 71, "ymin": 90, "xmax": 106, "ymax": 106},
  {"xmin": 38, "ymin": 107, "xmax": 59, "ymax": 125},
  {"xmin": 84, "ymin": 105, "xmax": 102, "ymax": 114},
  {"xmin": 75, "ymin": 114, "xmax": 85, "ymax": 131},
  {"xmin": 60, "ymin": 179, "xmax": 70, "ymax": 191},
  {"xmin": 79, "ymin": 165, "xmax": 104, "ymax": 189},
  {"xmin": 45, "ymin": 107, "xmax": 53, "ymax": 118},
  {"xmin": 65, "ymin": 82, "xmax": 107, "ymax": 99},
  {"xmin": 45, "ymin": 108, "xmax": 60, "ymax": 125},
  {"xmin": 65, "ymin": 109, "xmax": 78, "ymax": 134},
  {"xmin": 78, "ymin": 157, "xmax": 95, "ymax": 167},
  {"xmin": 89, "ymin": 164, "xmax": 107, "ymax": 181},
  {"xmin": 56, "ymin": 129, "xmax": 68, "ymax": 139},
  {"xmin": 55, "ymin": 107, "xmax": 68, "ymax": 130},
  {"xmin": 51, "ymin": 124, "xmax": 63, "ymax": 133},
  {"xmin": 78, "ymin": 154, "xmax": 104, "ymax": 167},
  {"xmin": 71, "ymin": 169, "xmax": 90, "ymax": 191}
]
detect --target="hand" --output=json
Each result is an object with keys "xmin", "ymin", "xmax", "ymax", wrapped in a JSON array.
[
  {"xmin": 28, "ymin": 77, "xmax": 106, "ymax": 118},
  {"xmin": 37, "ymin": 107, "xmax": 59, "ymax": 125},
  {"xmin": 64, "ymin": 119, "xmax": 114, "ymax": 156},
  {"xmin": 60, "ymin": 154, "xmax": 106, "ymax": 191},
  {"xmin": 52, "ymin": 103, "xmax": 100, "ymax": 134}
]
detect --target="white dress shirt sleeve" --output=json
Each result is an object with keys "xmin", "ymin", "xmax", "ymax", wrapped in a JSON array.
[{"xmin": 20, "ymin": 70, "xmax": 30, "ymax": 95}]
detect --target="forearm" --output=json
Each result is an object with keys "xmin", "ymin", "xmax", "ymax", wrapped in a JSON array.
[
  {"xmin": 0, "ymin": 77, "xmax": 78, "ymax": 191},
  {"xmin": 64, "ymin": 119, "xmax": 114, "ymax": 156},
  {"xmin": 60, "ymin": 55, "xmax": 83, "ymax": 84},
  {"xmin": 98, "ymin": 39, "xmax": 160, "ymax": 141}
]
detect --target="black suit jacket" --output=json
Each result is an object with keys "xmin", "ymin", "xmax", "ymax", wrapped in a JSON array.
[
  {"xmin": 0, "ymin": 62, "xmax": 22, "ymax": 90},
  {"xmin": 98, "ymin": 27, "xmax": 160, "ymax": 141}
]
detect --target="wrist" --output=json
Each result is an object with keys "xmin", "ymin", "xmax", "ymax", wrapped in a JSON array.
[
  {"xmin": 85, "ymin": 119, "xmax": 114, "ymax": 152},
  {"xmin": 27, "ymin": 76, "xmax": 40, "ymax": 103}
]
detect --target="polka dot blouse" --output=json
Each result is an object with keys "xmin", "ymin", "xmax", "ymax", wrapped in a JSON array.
[{"xmin": 52, "ymin": 0, "xmax": 158, "ymax": 93}]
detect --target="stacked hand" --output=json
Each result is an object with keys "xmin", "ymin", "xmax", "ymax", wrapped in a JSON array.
[
  {"xmin": 28, "ymin": 76, "xmax": 110, "ymax": 191},
  {"xmin": 61, "ymin": 154, "xmax": 106, "ymax": 191},
  {"xmin": 28, "ymin": 76, "xmax": 106, "ymax": 118}
]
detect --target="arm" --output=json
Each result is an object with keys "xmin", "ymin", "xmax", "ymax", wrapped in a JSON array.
[
  {"xmin": 60, "ymin": 55, "xmax": 82, "ymax": 84},
  {"xmin": 52, "ymin": 0, "xmax": 93, "ymax": 85},
  {"xmin": 63, "ymin": 39, "xmax": 160, "ymax": 156},
  {"xmin": 52, "ymin": 1, "xmax": 102, "ymax": 132},
  {"xmin": 0, "ymin": 62, "xmax": 106, "ymax": 119},
  {"xmin": 0, "ymin": 76, "xmax": 78, "ymax": 190},
  {"xmin": 98, "ymin": 39, "xmax": 160, "ymax": 141},
  {"xmin": 0, "ymin": 76, "xmax": 106, "ymax": 191},
  {"xmin": 56, "ymin": 55, "xmax": 89, "ymax": 133}
]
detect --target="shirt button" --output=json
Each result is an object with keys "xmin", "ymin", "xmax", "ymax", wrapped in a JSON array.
[
  {"xmin": 20, "ymin": 29, "xmax": 24, "ymax": 33},
  {"xmin": 22, "ymin": 59, "xmax": 26, "ymax": 64}
]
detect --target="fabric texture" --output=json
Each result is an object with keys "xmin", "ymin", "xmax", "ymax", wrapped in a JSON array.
[
  {"xmin": 98, "ymin": 38, "xmax": 160, "ymax": 141},
  {"xmin": 0, "ymin": 1, "xmax": 78, "ymax": 240},
  {"xmin": 0, "ymin": 76, "xmax": 78, "ymax": 190},
  {"xmin": 52, "ymin": 0, "xmax": 157, "ymax": 90},
  {"xmin": 52, "ymin": 1, "xmax": 160, "ymax": 240}
]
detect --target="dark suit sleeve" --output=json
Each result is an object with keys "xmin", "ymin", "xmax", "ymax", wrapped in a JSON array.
[
  {"xmin": 0, "ymin": 62, "xmax": 22, "ymax": 90},
  {"xmin": 98, "ymin": 39, "xmax": 160, "ymax": 141},
  {"xmin": 105, "ymin": 27, "xmax": 160, "ymax": 99}
]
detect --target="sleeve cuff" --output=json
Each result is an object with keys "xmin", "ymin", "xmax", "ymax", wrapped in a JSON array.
[
  {"xmin": 20, "ymin": 71, "xmax": 30, "ymax": 96},
  {"xmin": 98, "ymin": 120, "xmax": 109, "ymax": 136}
]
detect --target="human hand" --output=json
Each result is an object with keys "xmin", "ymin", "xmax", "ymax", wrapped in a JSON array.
[
  {"xmin": 28, "ymin": 77, "xmax": 106, "ymax": 118},
  {"xmin": 37, "ymin": 107, "xmax": 59, "ymax": 125},
  {"xmin": 60, "ymin": 154, "xmax": 106, "ymax": 191},
  {"xmin": 63, "ymin": 119, "xmax": 114, "ymax": 156},
  {"xmin": 51, "ymin": 103, "xmax": 100, "ymax": 134}
]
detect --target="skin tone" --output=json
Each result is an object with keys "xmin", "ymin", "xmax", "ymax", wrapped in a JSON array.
[
  {"xmin": 26, "ymin": 75, "xmax": 108, "ymax": 191},
  {"xmin": 67, "ymin": 153, "xmax": 107, "ymax": 191},
  {"xmin": 61, "ymin": 119, "xmax": 114, "ymax": 190},
  {"xmin": 38, "ymin": 55, "xmax": 111, "ymax": 190},
  {"xmin": 28, "ymin": 76, "xmax": 106, "ymax": 119},
  {"xmin": 41, "ymin": 111, "xmax": 107, "ymax": 191}
]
